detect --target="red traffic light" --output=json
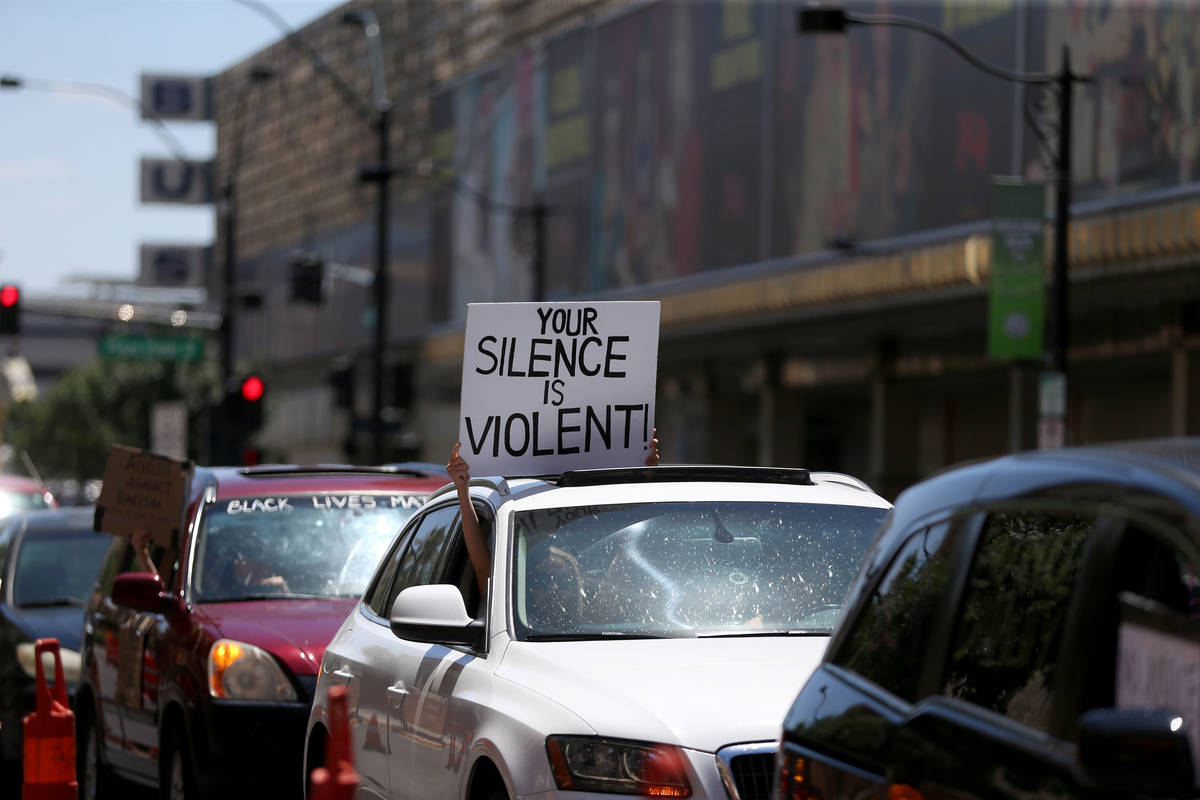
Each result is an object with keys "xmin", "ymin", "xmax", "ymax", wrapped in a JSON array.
[
  {"xmin": 240, "ymin": 375, "xmax": 264, "ymax": 403},
  {"xmin": 0, "ymin": 285, "xmax": 19, "ymax": 307}
]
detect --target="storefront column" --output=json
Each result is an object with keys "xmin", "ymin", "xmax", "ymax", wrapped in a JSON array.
[
  {"xmin": 757, "ymin": 353, "xmax": 781, "ymax": 466},
  {"xmin": 868, "ymin": 348, "xmax": 890, "ymax": 494},
  {"xmin": 1171, "ymin": 345, "xmax": 1189, "ymax": 436}
]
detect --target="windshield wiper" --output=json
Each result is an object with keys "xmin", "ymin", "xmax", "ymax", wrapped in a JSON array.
[
  {"xmin": 18, "ymin": 596, "xmax": 83, "ymax": 608},
  {"xmin": 525, "ymin": 630, "xmax": 697, "ymax": 642},
  {"xmin": 695, "ymin": 628, "xmax": 829, "ymax": 638},
  {"xmin": 212, "ymin": 592, "xmax": 326, "ymax": 602}
]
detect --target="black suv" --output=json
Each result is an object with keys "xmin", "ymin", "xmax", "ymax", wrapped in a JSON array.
[{"xmin": 776, "ymin": 437, "xmax": 1200, "ymax": 800}]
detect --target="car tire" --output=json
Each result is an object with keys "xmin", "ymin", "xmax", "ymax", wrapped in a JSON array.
[
  {"xmin": 482, "ymin": 788, "xmax": 509, "ymax": 800},
  {"xmin": 160, "ymin": 729, "xmax": 197, "ymax": 800},
  {"xmin": 77, "ymin": 706, "xmax": 111, "ymax": 800}
]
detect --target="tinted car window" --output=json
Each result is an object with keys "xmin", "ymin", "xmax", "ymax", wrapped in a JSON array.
[
  {"xmin": 941, "ymin": 511, "xmax": 1092, "ymax": 732},
  {"xmin": 1076, "ymin": 520, "xmax": 1200, "ymax": 726},
  {"xmin": 366, "ymin": 523, "xmax": 414, "ymax": 616},
  {"xmin": 833, "ymin": 520, "xmax": 959, "ymax": 701},
  {"xmin": 512, "ymin": 500, "xmax": 889, "ymax": 638},
  {"xmin": 368, "ymin": 505, "xmax": 459, "ymax": 617},
  {"xmin": 13, "ymin": 529, "xmax": 112, "ymax": 607},
  {"xmin": 192, "ymin": 493, "xmax": 427, "ymax": 602}
]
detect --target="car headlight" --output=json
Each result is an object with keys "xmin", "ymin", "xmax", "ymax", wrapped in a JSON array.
[
  {"xmin": 16, "ymin": 642, "xmax": 81, "ymax": 685},
  {"xmin": 208, "ymin": 639, "xmax": 297, "ymax": 701},
  {"xmin": 546, "ymin": 735, "xmax": 692, "ymax": 797}
]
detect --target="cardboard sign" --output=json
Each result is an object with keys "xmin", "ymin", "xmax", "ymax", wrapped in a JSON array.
[
  {"xmin": 94, "ymin": 444, "xmax": 193, "ymax": 548},
  {"xmin": 459, "ymin": 301, "xmax": 660, "ymax": 476}
]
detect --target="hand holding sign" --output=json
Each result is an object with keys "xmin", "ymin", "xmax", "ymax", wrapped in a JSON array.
[
  {"xmin": 459, "ymin": 301, "xmax": 660, "ymax": 476},
  {"xmin": 447, "ymin": 441, "xmax": 471, "ymax": 486},
  {"xmin": 94, "ymin": 444, "xmax": 193, "ymax": 549},
  {"xmin": 645, "ymin": 428, "xmax": 660, "ymax": 466}
]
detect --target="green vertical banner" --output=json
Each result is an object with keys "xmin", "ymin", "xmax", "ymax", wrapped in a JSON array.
[{"xmin": 988, "ymin": 178, "xmax": 1046, "ymax": 360}]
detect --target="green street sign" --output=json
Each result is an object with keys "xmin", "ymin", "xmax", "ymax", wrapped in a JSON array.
[
  {"xmin": 99, "ymin": 333, "xmax": 206, "ymax": 362},
  {"xmin": 988, "ymin": 178, "xmax": 1046, "ymax": 361}
]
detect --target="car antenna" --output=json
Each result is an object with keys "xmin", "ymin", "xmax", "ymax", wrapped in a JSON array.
[{"xmin": 20, "ymin": 449, "xmax": 44, "ymax": 485}]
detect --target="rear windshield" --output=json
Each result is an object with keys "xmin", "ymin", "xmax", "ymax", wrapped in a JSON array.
[
  {"xmin": 13, "ymin": 529, "xmax": 112, "ymax": 608},
  {"xmin": 192, "ymin": 493, "xmax": 427, "ymax": 602},
  {"xmin": 512, "ymin": 500, "xmax": 889, "ymax": 639}
]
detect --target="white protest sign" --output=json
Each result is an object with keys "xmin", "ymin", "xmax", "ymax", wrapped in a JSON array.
[
  {"xmin": 1117, "ymin": 618, "xmax": 1200, "ymax": 771},
  {"xmin": 459, "ymin": 301, "xmax": 660, "ymax": 476}
]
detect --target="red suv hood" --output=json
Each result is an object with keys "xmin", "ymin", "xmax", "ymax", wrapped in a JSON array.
[{"xmin": 194, "ymin": 598, "xmax": 356, "ymax": 677}]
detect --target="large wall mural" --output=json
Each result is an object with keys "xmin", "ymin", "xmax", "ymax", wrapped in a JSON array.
[
  {"xmin": 426, "ymin": 0, "xmax": 1200, "ymax": 325},
  {"xmin": 1047, "ymin": 1, "xmax": 1200, "ymax": 199}
]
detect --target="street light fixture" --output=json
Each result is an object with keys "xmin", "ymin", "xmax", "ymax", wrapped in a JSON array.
[
  {"xmin": 0, "ymin": 74, "xmax": 192, "ymax": 163},
  {"xmin": 797, "ymin": 6, "xmax": 1089, "ymax": 442},
  {"xmin": 343, "ymin": 8, "xmax": 394, "ymax": 465}
]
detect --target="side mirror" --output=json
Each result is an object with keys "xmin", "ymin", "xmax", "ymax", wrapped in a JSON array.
[
  {"xmin": 112, "ymin": 572, "xmax": 166, "ymax": 614},
  {"xmin": 390, "ymin": 584, "xmax": 485, "ymax": 650},
  {"xmin": 1079, "ymin": 707, "xmax": 1195, "ymax": 794}
]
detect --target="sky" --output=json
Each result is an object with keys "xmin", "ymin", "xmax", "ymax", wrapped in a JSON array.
[{"xmin": 0, "ymin": 0, "xmax": 340, "ymax": 297}]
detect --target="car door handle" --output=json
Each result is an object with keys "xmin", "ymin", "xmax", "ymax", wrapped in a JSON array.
[{"xmin": 332, "ymin": 668, "xmax": 355, "ymax": 681}]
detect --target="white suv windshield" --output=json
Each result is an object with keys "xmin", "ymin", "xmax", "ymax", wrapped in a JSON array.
[
  {"xmin": 193, "ymin": 493, "xmax": 426, "ymax": 602},
  {"xmin": 512, "ymin": 500, "xmax": 888, "ymax": 639}
]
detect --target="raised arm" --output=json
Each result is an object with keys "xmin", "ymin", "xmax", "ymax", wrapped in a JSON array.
[{"xmin": 447, "ymin": 442, "xmax": 490, "ymax": 594}]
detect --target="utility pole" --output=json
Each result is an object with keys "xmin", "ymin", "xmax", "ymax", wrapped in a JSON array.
[
  {"xmin": 532, "ymin": 193, "xmax": 548, "ymax": 303},
  {"xmin": 797, "ymin": 7, "xmax": 1089, "ymax": 446},
  {"xmin": 344, "ymin": 8, "xmax": 393, "ymax": 465},
  {"xmin": 1051, "ymin": 45, "xmax": 1074, "ymax": 380},
  {"xmin": 216, "ymin": 65, "xmax": 273, "ymax": 464}
]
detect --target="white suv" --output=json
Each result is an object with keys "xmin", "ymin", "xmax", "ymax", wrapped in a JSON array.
[{"xmin": 305, "ymin": 465, "xmax": 890, "ymax": 800}]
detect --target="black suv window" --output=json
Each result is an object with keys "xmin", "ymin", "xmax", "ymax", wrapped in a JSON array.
[
  {"xmin": 941, "ymin": 510, "xmax": 1092, "ymax": 733},
  {"xmin": 366, "ymin": 504, "xmax": 459, "ymax": 618},
  {"xmin": 1075, "ymin": 516, "xmax": 1200, "ymax": 729},
  {"xmin": 833, "ymin": 519, "xmax": 960, "ymax": 701}
]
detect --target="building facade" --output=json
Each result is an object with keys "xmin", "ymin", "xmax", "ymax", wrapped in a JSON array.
[{"xmin": 216, "ymin": 0, "xmax": 1200, "ymax": 498}]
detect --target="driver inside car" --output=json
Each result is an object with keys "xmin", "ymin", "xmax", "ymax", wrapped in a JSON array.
[{"xmin": 446, "ymin": 434, "xmax": 660, "ymax": 617}]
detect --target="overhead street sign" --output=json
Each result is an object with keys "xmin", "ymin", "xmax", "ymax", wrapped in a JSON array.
[
  {"xmin": 140, "ymin": 73, "xmax": 213, "ymax": 121},
  {"xmin": 140, "ymin": 158, "xmax": 214, "ymax": 205},
  {"xmin": 99, "ymin": 334, "xmax": 206, "ymax": 362},
  {"xmin": 140, "ymin": 244, "xmax": 212, "ymax": 287}
]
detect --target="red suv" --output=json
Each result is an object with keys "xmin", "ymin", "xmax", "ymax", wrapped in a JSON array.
[{"xmin": 76, "ymin": 464, "xmax": 448, "ymax": 800}]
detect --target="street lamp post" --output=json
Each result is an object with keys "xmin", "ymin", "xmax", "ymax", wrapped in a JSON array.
[
  {"xmin": 1, "ymin": 74, "xmax": 192, "ymax": 162},
  {"xmin": 236, "ymin": 0, "xmax": 393, "ymax": 464},
  {"xmin": 217, "ymin": 65, "xmax": 274, "ymax": 464},
  {"xmin": 344, "ymin": 9, "xmax": 393, "ymax": 465},
  {"xmin": 797, "ymin": 7, "xmax": 1088, "ymax": 441}
]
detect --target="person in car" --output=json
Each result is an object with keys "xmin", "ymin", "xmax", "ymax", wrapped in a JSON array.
[
  {"xmin": 446, "ymin": 431, "xmax": 661, "ymax": 596},
  {"xmin": 132, "ymin": 525, "xmax": 291, "ymax": 596}
]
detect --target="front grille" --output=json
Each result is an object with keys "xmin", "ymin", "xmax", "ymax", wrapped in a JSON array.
[{"xmin": 716, "ymin": 743, "xmax": 776, "ymax": 800}]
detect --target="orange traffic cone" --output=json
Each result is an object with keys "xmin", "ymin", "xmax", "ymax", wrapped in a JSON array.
[
  {"xmin": 310, "ymin": 685, "xmax": 359, "ymax": 800},
  {"xmin": 22, "ymin": 638, "xmax": 77, "ymax": 800}
]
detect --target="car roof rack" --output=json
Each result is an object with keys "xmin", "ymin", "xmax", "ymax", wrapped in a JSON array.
[
  {"xmin": 428, "ymin": 475, "xmax": 512, "ymax": 502},
  {"xmin": 236, "ymin": 464, "xmax": 442, "ymax": 479},
  {"xmin": 808, "ymin": 471, "xmax": 875, "ymax": 493},
  {"xmin": 554, "ymin": 465, "xmax": 814, "ymax": 487}
]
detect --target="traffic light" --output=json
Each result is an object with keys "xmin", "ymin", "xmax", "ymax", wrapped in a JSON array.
[
  {"xmin": 0, "ymin": 284, "xmax": 21, "ymax": 335},
  {"xmin": 238, "ymin": 374, "xmax": 265, "ymax": 434},
  {"xmin": 290, "ymin": 253, "xmax": 324, "ymax": 304},
  {"xmin": 223, "ymin": 373, "xmax": 266, "ymax": 457}
]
